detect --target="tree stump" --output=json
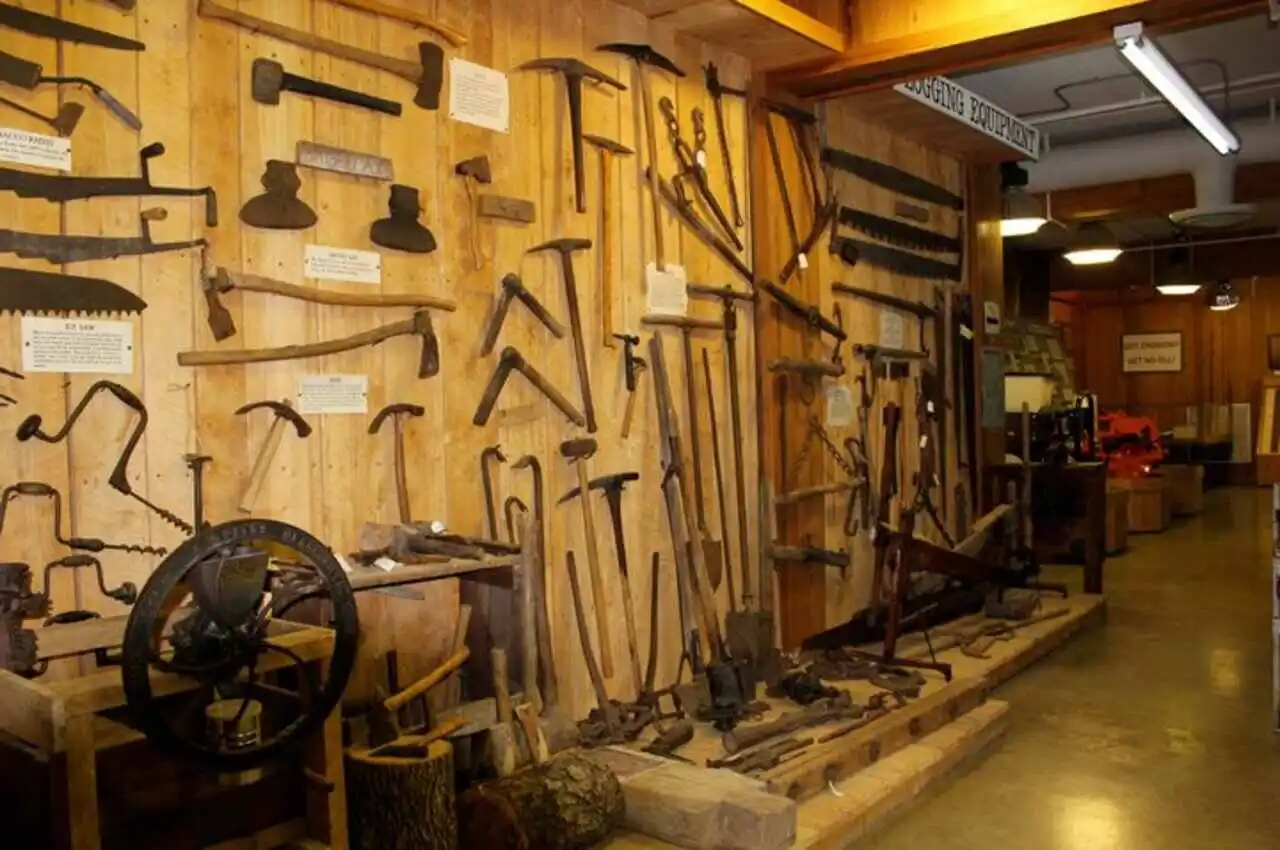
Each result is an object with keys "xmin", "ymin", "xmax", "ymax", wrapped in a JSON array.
[
  {"xmin": 456, "ymin": 753, "xmax": 624, "ymax": 850},
  {"xmin": 346, "ymin": 739, "xmax": 457, "ymax": 850}
]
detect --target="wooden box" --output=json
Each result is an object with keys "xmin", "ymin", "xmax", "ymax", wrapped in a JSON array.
[
  {"xmin": 1105, "ymin": 485, "xmax": 1130, "ymax": 554},
  {"xmin": 1163, "ymin": 464, "xmax": 1205, "ymax": 516},
  {"xmin": 1112, "ymin": 476, "xmax": 1172, "ymax": 533}
]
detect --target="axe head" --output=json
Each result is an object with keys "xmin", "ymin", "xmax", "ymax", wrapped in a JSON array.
[
  {"xmin": 202, "ymin": 268, "xmax": 237, "ymax": 342},
  {"xmin": 414, "ymin": 42, "xmax": 445, "ymax": 110},
  {"xmin": 455, "ymin": 155, "xmax": 493, "ymax": 184},
  {"xmin": 251, "ymin": 59, "xmax": 285, "ymax": 106},
  {"xmin": 412, "ymin": 310, "xmax": 440, "ymax": 379},
  {"xmin": 596, "ymin": 43, "xmax": 685, "ymax": 77}
]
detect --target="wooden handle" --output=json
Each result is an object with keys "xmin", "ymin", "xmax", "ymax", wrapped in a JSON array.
[
  {"xmin": 365, "ymin": 716, "xmax": 466, "ymax": 757},
  {"xmin": 492, "ymin": 648, "xmax": 512, "ymax": 724},
  {"xmin": 616, "ymin": 556, "xmax": 644, "ymax": 700},
  {"xmin": 180, "ymin": 316, "xmax": 418, "ymax": 366},
  {"xmin": 326, "ymin": 0, "xmax": 468, "ymax": 46},
  {"xmin": 567, "ymin": 553, "xmax": 611, "ymax": 712},
  {"xmin": 238, "ymin": 416, "xmax": 287, "ymax": 513},
  {"xmin": 385, "ymin": 647, "xmax": 471, "ymax": 713},
  {"xmin": 642, "ymin": 314, "xmax": 724, "ymax": 331},
  {"xmin": 621, "ymin": 387, "xmax": 640, "ymax": 439},
  {"xmin": 576, "ymin": 461, "xmax": 615, "ymax": 678},
  {"xmin": 600, "ymin": 152, "xmax": 614, "ymax": 349},
  {"xmin": 519, "ymin": 516, "xmax": 543, "ymax": 714},
  {"xmin": 514, "ymin": 702, "xmax": 549, "ymax": 765},
  {"xmin": 226, "ymin": 269, "xmax": 456, "ymax": 311}
]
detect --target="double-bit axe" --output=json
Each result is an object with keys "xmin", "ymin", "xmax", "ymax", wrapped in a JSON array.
[{"xmin": 236, "ymin": 400, "xmax": 311, "ymax": 514}]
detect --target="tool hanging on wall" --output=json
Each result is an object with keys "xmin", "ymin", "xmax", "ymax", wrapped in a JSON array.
[
  {"xmin": 240, "ymin": 160, "xmax": 318, "ymax": 230},
  {"xmin": 583, "ymin": 134, "xmax": 634, "ymax": 347},
  {"xmin": 762, "ymin": 100, "xmax": 834, "ymax": 285},
  {"xmin": 824, "ymin": 146, "xmax": 964, "ymax": 211},
  {"xmin": 833, "ymin": 282, "xmax": 938, "ymax": 353},
  {"xmin": 370, "ymin": 184, "xmax": 436, "ymax": 253},
  {"xmin": 504, "ymin": 496, "xmax": 528, "ymax": 545},
  {"xmin": 760, "ymin": 281, "xmax": 846, "ymax": 343},
  {"xmin": 252, "ymin": 57, "xmax": 403, "ymax": 116},
  {"xmin": 480, "ymin": 445, "xmax": 507, "ymax": 542},
  {"xmin": 179, "ymin": 310, "xmax": 441, "ymax": 378},
  {"xmin": 17, "ymin": 382, "xmax": 193, "ymax": 533},
  {"xmin": 656, "ymin": 96, "xmax": 742, "ymax": 252},
  {"xmin": 0, "ymin": 2, "xmax": 145, "ymax": 50},
  {"xmin": 559, "ymin": 439, "xmax": 616, "ymax": 680},
  {"xmin": 0, "ymin": 50, "xmax": 141, "ymax": 129},
  {"xmin": 527, "ymin": 238, "xmax": 597, "ymax": 433},
  {"xmin": 201, "ymin": 266, "xmax": 455, "ymax": 342},
  {"xmin": 837, "ymin": 207, "xmax": 962, "ymax": 254},
  {"xmin": 651, "ymin": 170, "xmax": 753, "ymax": 284},
  {"xmin": 0, "ymin": 143, "xmax": 217, "ymax": 225},
  {"xmin": 703, "ymin": 63, "xmax": 747, "ymax": 230},
  {"xmin": 297, "ymin": 141, "xmax": 394, "ymax": 181},
  {"xmin": 516, "ymin": 59, "xmax": 626, "ymax": 214},
  {"xmin": 235, "ymin": 400, "xmax": 312, "ymax": 515},
  {"xmin": 512, "ymin": 455, "xmax": 557, "ymax": 707},
  {"xmin": 597, "ymin": 43, "xmax": 685, "ymax": 273},
  {"xmin": 479, "ymin": 273, "xmax": 566, "ymax": 357},
  {"xmin": 765, "ymin": 100, "xmax": 824, "ymax": 214},
  {"xmin": 566, "ymin": 552, "xmax": 627, "ymax": 745},
  {"xmin": 0, "ymin": 209, "xmax": 205, "ymax": 264},
  {"xmin": 0, "ymin": 266, "xmax": 147, "ymax": 316},
  {"xmin": 702, "ymin": 349, "xmax": 737, "ymax": 612},
  {"xmin": 199, "ymin": 1, "xmax": 446, "ymax": 110},
  {"xmin": 831, "ymin": 236, "xmax": 963, "ymax": 281},
  {"xmin": 473, "ymin": 346, "xmax": 585, "ymax": 427},
  {"xmin": 0, "ymin": 482, "xmax": 166, "ymax": 556},
  {"xmin": 894, "ymin": 201, "xmax": 931, "ymax": 224},
  {"xmin": 369, "ymin": 403, "xmax": 424, "ymax": 524},
  {"xmin": 184, "ymin": 453, "xmax": 212, "ymax": 531},
  {"xmin": 0, "ymin": 96, "xmax": 82, "ymax": 136},
  {"xmin": 615, "ymin": 333, "xmax": 647, "ymax": 439}
]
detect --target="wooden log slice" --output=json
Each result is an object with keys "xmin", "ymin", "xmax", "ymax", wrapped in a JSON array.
[{"xmin": 346, "ymin": 739, "xmax": 457, "ymax": 850}]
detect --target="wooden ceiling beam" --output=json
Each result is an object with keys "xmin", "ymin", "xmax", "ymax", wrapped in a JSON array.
[
  {"xmin": 1042, "ymin": 161, "xmax": 1280, "ymax": 221},
  {"xmin": 771, "ymin": 0, "xmax": 1266, "ymax": 100}
]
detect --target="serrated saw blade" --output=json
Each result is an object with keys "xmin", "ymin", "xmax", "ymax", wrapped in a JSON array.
[
  {"xmin": 838, "ymin": 207, "xmax": 961, "ymax": 254},
  {"xmin": 0, "ymin": 266, "xmax": 147, "ymax": 316}
]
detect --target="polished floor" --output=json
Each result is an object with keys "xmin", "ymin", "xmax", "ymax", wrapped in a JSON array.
[{"xmin": 866, "ymin": 487, "xmax": 1280, "ymax": 850}]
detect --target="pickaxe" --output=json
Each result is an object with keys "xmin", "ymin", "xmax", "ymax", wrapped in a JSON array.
[
  {"xmin": 236, "ymin": 400, "xmax": 311, "ymax": 514},
  {"xmin": 583, "ymin": 135, "xmax": 634, "ymax": 347}
]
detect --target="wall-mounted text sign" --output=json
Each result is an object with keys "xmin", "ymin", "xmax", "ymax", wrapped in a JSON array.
[
  {"xmin": 894, "ymin": 77, "xmax": 1040, "ymax": 160},
  {"xmin": 1122, "ymin": 332, "xmax": 1183, "ymax": 373}
]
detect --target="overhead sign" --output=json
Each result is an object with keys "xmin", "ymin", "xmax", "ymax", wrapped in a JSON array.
[
  {"xmin": 1122, "ymin": 332, "xmax": 1183, "ymax": 373},
  {"xmin": 894, "ymin": 77, "xmax": 1040, "ymax": 160}
]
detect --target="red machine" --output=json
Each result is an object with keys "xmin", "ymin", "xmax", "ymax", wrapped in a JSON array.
[{"xmin": 1098, "ymin": 410, "xmax": 1166, "ymax": 477}]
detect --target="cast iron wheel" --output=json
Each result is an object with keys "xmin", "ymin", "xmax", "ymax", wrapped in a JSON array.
[{"xmin": 121, "ymin": 519, "xmax": 358, "ymax": 770}]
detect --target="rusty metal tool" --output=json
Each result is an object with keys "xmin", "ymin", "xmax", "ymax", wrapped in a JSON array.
[
  {"xmin": 760, "ymin": 281, "xmax": 846, "ymax": 342},
  {"xmin": 480, "ymin": 445, "xmax": 507, "ymax": 542},
  {"xmin": 656, "ymin": 95, "xmax": 742, "ymax": 251},
  {"xmin": 651, "ymin": 170, "xmax": 754, "ymax": 284},
  {"xmin": 561, "ymin": 471, "xmax": 643, "ymax": 698},
  {"xmin": 597, "ymin": 43, "xmax": 684, "ymax": 271},
  {"xmin": 184, "ymin": 454, "xmax": 212, "ymax": 531},
  {"xmin": 707, "ymin": 735, "xmax": 811, "ymax": 771},
  {"xmin": 252, "ymin": 57, "xmax": 401, "ymax": 116},
  {"xmin": 583, "ymin": 134, "xmax": 634, "ymax": 347},
  {"xmin": 644, "ymin": 719, "xmax": 694, "ymax": 758},
  {"xmin": 369, "ymin": 403, "xmax": 424, "ymax": 524},
  {"xmin": 722, "ymin": 693, "xmax": 857, "ymax": 755},
  {"xmin": 0, "ymin": 2, "xmax": 143, "ymax": 50},
  {"xmin": 180, "ymin": 310, "xmax": 440, "ymax": 377},
  {"xmin": 240, "ymin": 160, "xmax": 316, "ymax": 230},
  {"xmin": 473, "ymin": 346, "xmax": 585, "ymax": 427},
  {"xmin": 615, "ymin": 333, "xmax": 647, "ymax": 439},
  {"xmin": 0, "ymin": 50, "xmax": 140, "ymax": 129},
  {"xmin": 236, "ymin": 400, "xmax": 311, "ymax": 515},
  {"xmin": 703, "ymin": 63, "xmax": 747, "ymax": 230},
  {"xmin": 527, "ymin": 237, "xmax": 597, "ymax": 432},
  {"xmin": 516, "ymin": 59, "xmax": 626, "ymax": 213},
  {"xmin": 479, "ymin": 273, "xmax": 566, "ymax": 356},
  {"xmin": 201, "ymin": 266, "xmax": 456, "ymax": 342},
  {"xmin": 0, "ymin": 481, "xmax": 163, "ymax": 556},
  {"xmin": 0, "ymin": 96, "xmax": 82, "ymax": 136},
  {"xmin": 642, "ymin": 313, "xmax": 726, "ymax": 590},
  {"xmin": 0, "ymin": 266, "xmax": 146, "ymax": 316},
  {"xmin": 512, "ymin": 455, "xmax": 557, "ymax": 708},
  {"xmin": 567, "ymin": 551, "xmax": 622, "ymax": 736},
  {"xmin": 325, "ymin": 0, "xmax": 467, "ymax": 47},
  {"xmin": 0, "ymin": 209, "xmax": 205, "ymax": 264},
  {"xmin": 0, "ymin": 143, "xmax": 217, "ymax": 226},
  {"xmin": 702, "ymin": 348, "xmax": 737, "ymax": 612},
  {"xmin": 504, "ymin": 496, "xmax": 528, "ymax": 545},
  {"xmin": 200, "ymin": 1, "xmax": 445, "ymax": 109},
  {"xmin": 559, "ymin": 438, "xmax": 614, "ymax": 679},
  {"xmin": 370, "ymin": 184, "xmax": 436, "ymax": 253},
  {"xmin": 644, "ymin": 552, "xmax": 661, "ymax": 697}
]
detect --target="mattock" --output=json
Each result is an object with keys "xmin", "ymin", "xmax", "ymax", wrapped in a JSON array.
[
  {"xmin": 368, "ymin": 403, "xmax": 425, "ymax": 524},
  {"xmin": 236, "ymin": 400, "xmax": 311, "ymax": 515},
  {"xmin": 559, "ymin": 438, "xmax": 615, "ymax": 679}
]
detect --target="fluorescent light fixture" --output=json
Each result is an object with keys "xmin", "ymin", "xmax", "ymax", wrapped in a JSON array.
[
  {"xmin": 1114, "ymin": 22, "xmax": 1240, "ymax": 155},
  {"xmin": 1066, "ymin": 248, "xmax": 1123, "ymax": 265},
  {"xmin": 1001, "ymin": 190, "xmax": 1046, "ymax": 237},
  {"xmin": 1064, "ymin": 222, "xmax": 1123, "ymax": 265}
]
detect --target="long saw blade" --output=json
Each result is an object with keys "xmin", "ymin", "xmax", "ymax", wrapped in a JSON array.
[
  {"xmin": 831, "ymin": 236, "xmax": 963, "ymax": 282},
  {"xmin": 0, "ymin": 266, "xmax": 147, "ymax": 316},
  {"xmin": 838, "ymin": 207, "xmax": 961, "ymax": 254},
  {"xmin": 823, "ymin": 147, "xmax": 964, "ymax": 211},
  {"xmin": 0, "ymin": 3, "xmax": 145, "ymax": 51}
]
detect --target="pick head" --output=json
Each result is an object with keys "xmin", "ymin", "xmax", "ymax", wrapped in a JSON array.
[
  {"xmin": 526, "ymin": 237, "xmax": 592, "ymax": 257},
  {"xmin": 250, "ymin": 58, "xmax": 285, "ymax": 106},
  {"xmin": 518, "ymin": 57, "xmax": 627, "ymax": 90},
  {"xmin": 595, "ymin": 43, "xmax": 685, "ymax": 77},
  {"xmin": 582, "ymin": 134, "xmax": 634, "ymax": 157},
  {"xmin": 368, "ymin": 402, "xmax": 426, "ymax": 435},
  {"xmin": 235, "ymin": 399, "xmax": 312, "ymax": 437}
]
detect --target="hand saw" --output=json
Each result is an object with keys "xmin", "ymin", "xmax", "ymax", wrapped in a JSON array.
[
  {"xmin": 0, "ymin": 266, "xmax": 147, "ymax": 316},
  {"xmin": 0, "ymin": 227, "xmax": 205, "ymax": 264},
  {"xmin": 823, "ymin": 147, "xmax": 964, "ymax": 211},
  {"xmin": 831, "ymin": 236, "xmax": 962, "ymax": 282},
  {"xmin": 0, "ymin": 3, "xmax": 144, "ymax": 51},
  {"xmin": 838, "ymin": 207, "xmax": 961, "ymax": 254}
]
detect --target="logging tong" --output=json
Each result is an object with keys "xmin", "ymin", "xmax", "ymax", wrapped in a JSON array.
[
  {"xmin": 657, "ymin": 96, "xmax": 742, "ymax": 252},
  {"xmin": 703, "ymin": 63, "xmax": 746, "ymax": 230}
]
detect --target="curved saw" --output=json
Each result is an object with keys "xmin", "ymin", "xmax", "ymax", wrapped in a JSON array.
[{"xmin": 0, "ymin": 266, "xmax": 147, "ymax": 316}]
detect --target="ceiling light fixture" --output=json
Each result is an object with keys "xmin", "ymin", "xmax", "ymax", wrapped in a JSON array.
[
  {"xmin": 1064, "ymin": 222, "xmax": 1122, "ymax": 265},
  {"xmin": 1155, "ymin": 245, "xmax": 1201, "ymax": 296},
  {"xmin": 1001, "ymin": 191, "xmax": 1047, "ymax": 237},
  {"xmin": 1207, "ymin": 279, "xmax": 1240, "ymax": 311},
  {"xmin": 1114, "ymin": 22, "xmax": 1241, "ymax": 155}
]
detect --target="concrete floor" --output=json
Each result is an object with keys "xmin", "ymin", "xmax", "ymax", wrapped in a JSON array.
[{"xmin": 865, "ymin": 486, "xmax": 1280, "ymax": 849}]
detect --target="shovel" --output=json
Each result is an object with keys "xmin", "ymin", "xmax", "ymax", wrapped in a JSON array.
[{"xmin": 726, "ymin": 480, "xmax": 777, "ymax": 682}]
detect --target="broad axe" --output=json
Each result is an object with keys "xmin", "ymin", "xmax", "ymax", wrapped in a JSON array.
[
  {"xmin": 560, "ymin": 471, "xmax": 644, "ymax": 697},
  {"xmin": 368, "ymin": 403, "xmax": 425, "ymax": 524},
  {"xmin": 582, "ymin": 135, "xmax": 634, "ymax": 348},
  {"xmin": 236, "ymin": 400, "xmax": 311, "ymax": 515},
  {"xmin": 515, "ymin": 58, "xmax": 626, "ymax": 214},
  {"xmin": 350, "ymin": 647, "xmax": 471, "ymax": 750},
  {"xmin": 559, "ymin": 438, "xmax": 615, "ymax": 680},
  {"xmin": 252, "ymin": 57, "xmax": 402, "ymax": 117},
  {"xmin": 473, "ymin": 346, "xmax": 585, "ymax": 428},
  {"xmin": 479, "ymin": 273, "xmax": 566, "ymax": 357},
  {"xmin": 614, "ymin": 333, "xmax": 647, "ymax": 438},
  {"xmin": 527, "ymin": 237, "xmax": 596, "ymax": 432}
]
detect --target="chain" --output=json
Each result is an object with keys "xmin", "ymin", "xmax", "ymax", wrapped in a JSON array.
[{"xmin": 808, "ymin": 416, "xmax": 857, "ymax": 479}]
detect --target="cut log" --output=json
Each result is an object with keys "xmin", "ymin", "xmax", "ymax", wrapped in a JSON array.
[
  {"xmin": 456, "ymin": 753, "xmax": 624, "ymax": 850},
  {"xmin": 345, "ymin": 739, "xmax": 456, "ymax": 850}
]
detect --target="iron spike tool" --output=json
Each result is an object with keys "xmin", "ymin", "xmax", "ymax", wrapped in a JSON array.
[
  {"xmin": 0, "ymin": 2, "xmax": 145, "ymax": 51},
  {"xmin": 583, "ymin": 134, "xmax": 634, "ymax": 347},
  {"xmin": 516, "ymin": 59, "xmax": 626, "ymax": 214},
  {"xmin": 526, "ymin": 238, "xmax": 597, "ymax": 432},
  {"xmin": 0, "ymin": 267, "xmax": 147, "ymax": 316},
  {"xmin": 704, "ymin": 63, "xmax": 748, "ymax": 229},
  {"xmin": 0, "ymin": 50, "xmax": 140, "ymax": 130},
  {"xmin": 822, "ymin": 146, "xmax": 965, "ymax": 211},
  {"xmin": 597, "ymin": 43, "xmax": 684, "ymax": 271},
  {"xmin": 252, "ymin": 58, "xmax": 403, "ymax": 116}
]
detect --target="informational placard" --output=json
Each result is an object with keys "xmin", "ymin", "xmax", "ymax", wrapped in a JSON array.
[
  {"xmin": 1122, "ymin": 332, "xmax": 1182, "ymax": 373},
  {"xmin": 984, "ymin": 300, "xmax": 1003, "ymax": 335},
  {"xmin": 21, "ymin": 317, "xmax": 133, "ymax": 374},
  {"xmin": 0, "ymin": 127, "xmax": 71, "ymax": 170},
  {"xmin": 448, "ymin": 58, "xmax": 510, "ymax": 133},
  {"xmin": 894, "ymin": 77, "xmax": 1040, "ymax": 160},
  {"xmin": 304, "ymin": 245, "xmax": 382, "ymax": 284},
  {"xmin": 297, "ymin": 374, "xmax": 369, "ymax": 414},
  {"xmin": 825, "ymin": 385, "xmax": 854, "ymax": 428},
  {"xmin": 878, "ymin": 310, "xmax": 905, "ymax": 349},
  {"xmin": 645, "ymin": 262, "xmax": 688, "ymax": 316}
]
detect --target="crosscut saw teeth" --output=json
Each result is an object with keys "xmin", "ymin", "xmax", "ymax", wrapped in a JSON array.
[
  {"xmin": 838, "ymin": 207, "xmax": 961, "ymax": 255},
  {"xmin": 0, "ymin": 267, "xmax": 148, "ymax": 315},
  {"xmin": 830, "ymin": 236, "xmax": 963, "ymax": 282}
]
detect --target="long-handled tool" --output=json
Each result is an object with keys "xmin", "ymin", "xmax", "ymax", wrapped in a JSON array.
[
  {"xmin": 567, "ymin": 552, "xmax": 621, "ymax": 735},
  {"xmin": 481, "ymin": 445, "xmax": 507, "ymax": 542},
  {"xmin": 527, "ymin": 238, "xmax": 597, "ymax": 432},
  {"xmin": 0, "ymin": 96, "xmax": 82, "ymax": 137},
  {"xmin": 0, "ymin": 50, "xmax": 140, "ymax": 130},
  {"xmin": 324, "ymin": 0, "xmax": 467, "ymax": 47},
  {"xmin": 235, "ymin": 400, "xmax": 312, "ymax": 515},
  {"xmin": 560, "ymin": 439, "xmax": 614, "ymax": 679},
  {"xmin": 512, "ymin": 456, "xmax": 557, "ymax": 708},
  {"xmin": 656, "ymin": 96, "xmax": 742, "ymax": 251},
  {"xmin": 0, "ymin": 2, "xmax": 144, "ymax": 50},
  {"xmin": 583, "ymin": 135, "xmax": 634, "ymax": 347},
  {"xmin": 252, "ymin": 58, "xmax": 402, "ymax": 116},
  {"xmin": 702, "ymin": 348, "xmax": 736, "ymax": 612},
  {"xmin": 703, "ymin": 63, "xmax": 747, "ymax": 230},
  {"xmin": 356, "ymin": 648, "xmax": 470, "ymax": 747},
  {"xmin": 368, "ymin": 403, "xmax": 425, "ymax": 524},
  {"xmin": 473, "ymin": 346, "xmax": 585, "ymax": 427}
]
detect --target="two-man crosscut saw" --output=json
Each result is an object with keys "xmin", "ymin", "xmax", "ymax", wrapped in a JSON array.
[
  {"xmin": 0, "ymin": 212, "xmax": 205, "ymax": 264},
  {"xmin": 838, "ymin": 207, "xmax": 961, "ymax": 255},
  {"xmin": 822, "ymin": 146, "xmax": 964, "ymax": 211},
  {"xmin": 831, "ymin": 236, "xmax": 963, "ymax": 282}
]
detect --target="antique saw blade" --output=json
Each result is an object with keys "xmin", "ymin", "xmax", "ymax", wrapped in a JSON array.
[
  {"xmin": 838, "ymin": 207, "xmax": 961, "ymax": 254},
  {"xmin": 0, "ymin": 266, "xmax": 147, "ymax": 315},
  {"xmin": 822, "ymin": 147, "xmax": 965, "ymax": 211},
  {"xmin": 831, "ymin": 236, "xmax": 963, "ymax": 282}
]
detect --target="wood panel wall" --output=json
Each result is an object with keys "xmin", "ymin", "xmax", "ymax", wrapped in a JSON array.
[
  {"xmin": 0, "ymin": 0, "xmax": 753, "ymax": 720},
  {"xmin": 753, "ymin": 94, "xmax": 964, "ymax": 645}
]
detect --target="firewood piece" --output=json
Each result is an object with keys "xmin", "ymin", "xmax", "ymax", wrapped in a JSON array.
[
  {"xmin": 346, "ymin": 739, "xmax": 457, "ymax": 850},
  {"xmin": 456, "ymin": 753, "xmax": 624, "ymax": 850}
]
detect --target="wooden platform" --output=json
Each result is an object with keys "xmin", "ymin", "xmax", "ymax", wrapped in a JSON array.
[{"xmin": 605, "ymin": 593, "xmax": 1106, "ymax": 849}]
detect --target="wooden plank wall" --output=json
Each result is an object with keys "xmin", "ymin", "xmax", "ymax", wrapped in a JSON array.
[
  {"xmin": 753, "ymin": 93, "xmax": 964, "ymax": 646},
  {"xmin": 0, "ymin": 0, "xmax": 753, "ymax": 720}
]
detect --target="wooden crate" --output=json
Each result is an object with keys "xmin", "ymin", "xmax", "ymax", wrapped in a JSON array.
[
  {"xmin": 1105, "ymin": 485, "xmax": 1130, "ymax": 554},
  {"xmin": 1163, "ymin": 464, "xmax": 1205, "ymax": 516},
  {"xmin": 1112, "ymin": 476, "xmax": 1172, "ymax": 533}
]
